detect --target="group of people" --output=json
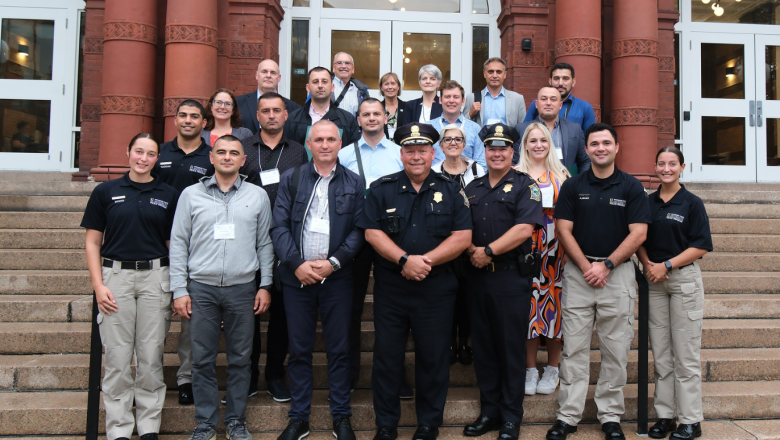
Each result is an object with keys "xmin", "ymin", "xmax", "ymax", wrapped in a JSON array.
[{"xmin": 82, "ymin": 54, "xmax": 712, "ymax": 440}]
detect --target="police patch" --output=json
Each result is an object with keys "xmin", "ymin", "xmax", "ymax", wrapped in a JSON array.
[
  {"xmin": 460, "ymin": 189, "xmax": 470, "ymax": 207},
  {"xmin": 529, "ymin": 183, "xmax": 541, "ymax": 202}
]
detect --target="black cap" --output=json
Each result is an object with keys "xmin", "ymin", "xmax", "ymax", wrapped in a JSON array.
[
  {"xmin": 482, "ymin": 123, "xmax": 519, "ymax": 147},
  {"xmin": 393, "ymin": 123, "xmax": 440, "ymax": 147}
]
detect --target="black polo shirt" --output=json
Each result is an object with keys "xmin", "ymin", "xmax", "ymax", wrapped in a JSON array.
[
  {"xmin": 80, "ymin": 173, "xmax": 179, "ymax": 261},
  {"xmin": 644, "ymin": 184, "xmax": 713, "ymax": 262},
  {"xmin": 239, "ymin": 131, "xmax": 309, "ymax": 208},
  {"xmin": 153, "ymin": 137, "xmax": 214, "ymax": 192},
  {"xmin": 554, "ymin": 166, "xmax": 651, "ymax": 258},
  {"xmin": 358, "ymin": 170, "xmax": 472, "ymax": 271},
  {"xmin": 465, "ymin": 169, "xmax": 544, "ymax": 261}
]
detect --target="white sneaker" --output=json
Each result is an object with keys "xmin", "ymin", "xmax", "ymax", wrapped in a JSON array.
[
  {"xmin": 536, "ymin": 366, "xmax": 560, "ymax": 394},
  {"xmin": 525, "ymin": 367, "xmax": 539, "ymax": 395}
]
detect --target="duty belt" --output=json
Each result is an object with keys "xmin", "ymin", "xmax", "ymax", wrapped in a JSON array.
[
  {"xmin": 103, "ymin": 257, "xmax": 169, "ymax": 270},
  {"xmin": 483, "ymin": 260, "xmax": 519, "ymax": 273}
]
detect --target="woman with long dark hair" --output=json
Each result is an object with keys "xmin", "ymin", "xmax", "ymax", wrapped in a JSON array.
[{"xmin": 202, "ymin": 88, "xmax": 253, "ymax": 146}]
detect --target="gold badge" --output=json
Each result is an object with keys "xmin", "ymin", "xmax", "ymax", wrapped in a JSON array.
[
  {"xmin": 496, "ymin": 125, "xmax": 504, "ymax": 134},
  {"xmin": 503, "ymin": 184, "xmax": 512, "ymax": 193},
  {"xmin": 411, "ymin": 125, "xmax": 420, "ymax": 135},
  {"xmin": 433, "ymin": 191, "xmax": 443, "ymax": 203}
]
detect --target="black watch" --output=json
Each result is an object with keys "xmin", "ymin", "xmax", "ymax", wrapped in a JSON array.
[
  {"xmin": 484, "ymin": 245, "xmax": 494, "ymax": 257},
  {"xmin": 604, "ymin": 259, "xmax": 615, "ymax": 270},
  {"xmin": 664, "ymin": 260, "xmax": 673, "ymax": 271},
  {"xmin": 259, "ymin": 284, "xmax": 273, "ymax": 292},
  {"xmin": 399, "ymin": 254, "xmax": 409, "ymax": 267},
  {"xmin": 328, "ymin": 257, "xmax": 341, "ymax": 272}
]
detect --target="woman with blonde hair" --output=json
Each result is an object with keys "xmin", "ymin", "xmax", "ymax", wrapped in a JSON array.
[
  {"xmin": 379, "ymin": 72, "xmax": 405, "ymax": 139},
  {"xmin": 514, "ymin": 122, "xmax": 568, "ymax": 396}
]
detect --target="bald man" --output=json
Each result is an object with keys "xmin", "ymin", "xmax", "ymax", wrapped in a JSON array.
[{"xmin": 236, "ymin": 59, "xmax": 303, "ymax": 134}]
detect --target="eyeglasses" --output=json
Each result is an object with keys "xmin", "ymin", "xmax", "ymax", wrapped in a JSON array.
[
  {"xmin": 212, "ymin": 100, "xmax": 234, "ymax": 108},
  {"xmin": 442, "ymin": 136, "xmax": 464, "ymax": 144},
  {"xmin": 334, "ymin": 61, "xmax": 353, "ymax": 66}
]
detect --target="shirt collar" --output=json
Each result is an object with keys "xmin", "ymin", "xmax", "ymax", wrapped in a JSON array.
[
  {"xmin": 652, "ymin": 184, "xmax": 687, "ymax": 205},
  {"xmin": 206, "ymin": 174, "xmax": 243, "ymax": 192},
  {"xmin": 484, "ymin": 86, "xmax": 506, "ymax": 98},
  {"xmin": 437, "ymin": 113, "xmax": 464, "ymax": 127},
  {"xmin": 310, "ymin": 104, "xmax": 329, "ymax": 118},
  {"xmin": 359, "ymin": 136, "xmax": 391, "ymax": 150},
  {"xmin": 586, "ymin": 165, "xmax": 621, "ymax": 185},
  {"xmin": 313, "ymin": 161, "xmax": 338, "ymax": 178},
  {"xmin": 534, "ymin": 115, "xmax": 560, "ymax": 128},
  {"xmin": 399, "ymin": 170, "xmax": 437, "ymax": 193},
  {"xmin": 119, "ymin": 172, "xmax": 162, "ymax": 191},
  {"xmin": 333, "ymin": 77, "xmax": 352, "ymax": 88},
  {"xmin": 172, "ymin": 137, "xmax": 210, "ymax": 156}
]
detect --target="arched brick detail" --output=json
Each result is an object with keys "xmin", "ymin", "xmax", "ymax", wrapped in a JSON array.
[
  {"xmin": 612, "ymin": 38, "xmax": 658, "ymax": 59},
  {"xmin": 103, "ymin": 21, "xmax": 157, "ymax": 45},
  {"xmin": 101, "ymin": 94, "xmax": 155, "ymax": 117},
  {"xmin": 554, "ymin": 37, "xmax": 602, "ymax": 58},
  {"xmin": 165, "ymin": 23, "xmax": 219, "ymax": 47},
  {"xmin": 611, "ymin": 107, "xmax": 658, "ymax": 126}
]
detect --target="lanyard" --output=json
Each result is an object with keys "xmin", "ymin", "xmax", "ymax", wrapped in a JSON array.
[
  {"xmin": 259, "ymin": 145, "xmax": 285, "ymax": 172},
  {"xmin": 315, "ymin": 179, "xmax": 329, "ymax": 218}
]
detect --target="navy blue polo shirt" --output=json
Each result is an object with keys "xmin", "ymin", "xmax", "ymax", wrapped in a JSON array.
[
  {"xmin": 465, "ymin": 169, "xmax": 544, "ymax": 261},
  {"xmin": 358, "ymin": 170, "xmax": 472, "ymax": 271},
  {"xmin": 80, "ymin": 173, "xmax": 179, "ymax": 261},
  {"xmin": 644, "ymin": 184, "xmax": 713, "ymax": 263},
  {"xmin": 554, "ymin": 166, "xmax": 651, "ymax": 258},
  {"xmin": 153, "ymin": 137, "xmax": 214, "ymax": 192}
]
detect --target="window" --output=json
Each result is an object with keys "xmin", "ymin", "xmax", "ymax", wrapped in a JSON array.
[{"xmin": 1, "ymin": 19, "xmax": 55, "ymax": 80}]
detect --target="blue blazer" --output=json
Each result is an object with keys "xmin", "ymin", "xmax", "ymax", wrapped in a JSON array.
[
  {"xmin": 401, "ymin": 96, "xmax": 443, "ymax": 125},
  {"xmin": 513, "ymin": 118, "xmax": 591, "ymax": 174}
]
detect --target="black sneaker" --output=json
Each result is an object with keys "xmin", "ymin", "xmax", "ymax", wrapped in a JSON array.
[
  {"xmin": 267, "ymin": 379, "xmax": 292, "ymax": 402},
  {"xmin": 179, "ymin": 383, "xmax": 194, "ymax": 405},
  {"xmin": 399, "ymin": 381, "xmax": 414, "ymax": 399},
  {"xmin": 221, "ymin": 387, "xmax": 259, "ymax": 405},
  {"xmin": 277, "ymin": 419, "xmax": 309, "ymax": 440},
  {"xmin": 332, "ymin": 416, "xmax": 356, "ymax": 440},
  {"xmin": 373, "ymin": 427, "xmax": 398, "ymax": 440}
]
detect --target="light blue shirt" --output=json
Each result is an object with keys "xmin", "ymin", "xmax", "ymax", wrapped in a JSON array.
[
  {"xmin": 482, "ymin": 87, "xmax": 507, "ymax": 125},
  {"xmin": 430, "ymin": 114, "xmax": 487, "ymax": 170},
  {"xmin": 338, "ymin": 135, "xmax": 403, "ymax": 187}
]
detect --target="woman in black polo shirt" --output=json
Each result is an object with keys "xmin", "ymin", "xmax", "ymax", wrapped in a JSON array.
[
  {"xmin": 81, "ymin": 133, "xmax": 179, "ymax": 440},
  {"xmin": 637, "ymin": 146, "xmax": 712, "ymax": 440}
]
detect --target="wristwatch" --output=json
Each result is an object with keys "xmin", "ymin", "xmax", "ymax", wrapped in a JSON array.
[
  {"xmin": 259, "ymin": 284, "xmax": 273, "ymax": 292},
  {"xmin": 399, "ymin": 254, "xmax": 409, "ymax": 267},
  {"xmin": 484, "ymin": 244, "xmax": 494, "ymax": 257},
  {"xmin": 328, "ymin": 257, "xmax": 341, "ymax": 272},
  {"xmin": 664, "ymin": 260, "xmax": 673, "ymax": 271},
  {"xmin": 604, "ymin": 259, "xmax": 615, "ymax": 270}
]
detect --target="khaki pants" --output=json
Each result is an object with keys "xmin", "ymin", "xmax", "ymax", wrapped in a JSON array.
[
  {"xmin": 648, "ymin": 262, "xmax": 704, "ymax": 424},
  {"xmin": 97, "ymin": 261, "xmax": 172, "ymax": 440},
  {"xmin": 557, "ymin": 260, "xmax": 635, "ymax": 425}
]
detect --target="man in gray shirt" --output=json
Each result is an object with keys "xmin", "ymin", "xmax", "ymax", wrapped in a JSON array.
[{"xmin": 170, "ymin": 134, "xmax": 275, "ymax": 440}]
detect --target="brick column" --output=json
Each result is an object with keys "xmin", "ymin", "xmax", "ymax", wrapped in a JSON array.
[
  {"xmin": 555, "ymin": 0, "xmax": 602, "ymax": 121},
  {"xmin": 610, "ymin": 0, "xmax": 659, "ymax": 180},
  {"xmin": 216, "ymin": 0, "xmax": 230, "ymax": 88},
  {"xmin": 163, "ymin": 0, "xmax": 218, "ymax": 140},
  {"xmin": 92, "ymin": 0, "xmax": 158, "ymax": 181},
  {"xmin": 227, "ymin": 0, "xmax": 284, "ymax": 95},
  {"xmin": 658, "ymin": 0, "xmax": 680, "ymax": 171}
]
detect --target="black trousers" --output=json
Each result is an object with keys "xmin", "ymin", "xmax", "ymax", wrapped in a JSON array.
[
  {"xmin": 250, "ymin": 281, "xmax": 288, "ymax": 387},
  {"xmin": 372, "ymin": 265, "xmax": 457, "ymax": 428},
  {"xmin": 349, "ymin": 243, "xmax": 374, "ymax": 382},
  {"xmin": 467, "ymin": 268, "xmax": 532, "ymax": 424},
  {"xmin": 452, "ymin": 272, "xmax": 472, "ymax": 346}
]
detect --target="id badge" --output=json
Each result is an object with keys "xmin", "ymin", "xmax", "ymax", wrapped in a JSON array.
[
  {"xmin": 260, "ymin": 168, "xmax": 281, "ymax": 186},
  {"xmin": 214, "ymin": 224, "xmax": 236, "ymax": 240},
  {"xmin": 556, "ymin": 147, "xmax": 564, "ymax": 160},
  {"xmin": 311, "ymin": 218, "xmax": 330, "ymax": 234},
  {"xmin": 541, "ymin": 185, "xmax": 554, "ymax": 209}
]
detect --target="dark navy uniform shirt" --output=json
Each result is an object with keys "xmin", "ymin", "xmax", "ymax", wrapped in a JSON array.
[
  {"xmin": 358, "ymin": 170, "xmax": 472, "ymax": 271},
  {"xmin": 153, "ymin": 137, "xmax": 214, "ymax": 192},
  {"xmin": 465, "ymin": 169, "xmax": 544, "ymax": 261},
  {"xmin": 644, "ymin": 184, "xmax": 713, "ymax": 262},
  {"xmin": 80, "ymin": 173, "xmax": 179, "ymax": 261},
  {"xmin": 554, "ymin": 166, "xmax": 651, "ymax": 258}
]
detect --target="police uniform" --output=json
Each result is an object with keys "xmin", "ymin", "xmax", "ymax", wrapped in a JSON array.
[
  {"xmin": 644, "ymin": 185, "xmax": 712, "ymax": 426},
  {"xmin": 464, "ymin": 124, "xmax": 544, "ymax": 426},
  {"xmin": 552, "ymin": 165, "xmax": 650, "ymax": 426},
  {"xmin": 357, "ymin": 123, "xmax": 472, "ymax": 430},
  {"xmin": 80, "ymin": 173, "xmax": 179, "ymax": 440}
]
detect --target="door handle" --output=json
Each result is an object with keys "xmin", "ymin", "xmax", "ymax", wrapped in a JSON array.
[
  {"xmin": 750, "ymin": 100, "xmax": 755, "ymax": 127},
  {"xmin": 757, "ymin": 100, "xmax": 763, "ymax": 127}
]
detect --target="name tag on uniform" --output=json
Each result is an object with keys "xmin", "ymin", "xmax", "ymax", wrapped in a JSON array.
[
  {"xmin": 486, "ymin": 118, "xmax": 501, "ymax": 125},
  {"xmin": 541, "ymin": 185, "xmax": 554, "ymax": 208},
  {"xmin": 159, "ymin": 162, "xmax": 172, "ymax": 168},
  {"xmin": 311, "ymin": 218, "xmax": 330, "ymax": 234},
  {"xmin": 214, "ymin": 224, "xmax": 235, "ymax": 240},
  {"xmin": 260, "ymin": 168, "xmax": 281, "ymax": 186},
  {"xmin": 556, "ymin": 147, "xmax": 563, "ymax": 160}
]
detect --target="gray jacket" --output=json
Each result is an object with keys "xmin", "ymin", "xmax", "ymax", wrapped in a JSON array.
[
  {"xmin": 169, "ymin": 174, "xmax": 274, "ymax": 299},
  {"xmin": 463, "ymin": 88, "xmax": 527, "ymax": 128}
]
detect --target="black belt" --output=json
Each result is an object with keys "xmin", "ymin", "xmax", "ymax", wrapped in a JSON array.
[
  {"xmin": 103, "ymin": 257, "xmax": 169, "ymax": 270},
  {"xmin": 586, "ymin": 257, "xmax": 608, "ymax": 264},
  {"xmin": 483, "ymin": 260, "xmax": 518, "ymax": 273},
  {"xmin": 428, "ymin": 265, "xmax": 453, "ymax": 277}
]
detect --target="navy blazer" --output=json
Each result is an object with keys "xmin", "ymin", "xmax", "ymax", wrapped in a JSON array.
[
  {"xmin": 236, "ymin": 91, "xmax": 302, "ymax": 135},
  {"xmin": 401, "ymin": 96, "xmax": 443, "ymax": 125},
  {"xmin": 271, "ymin": 160, "xmax": 366, "ymax": 287},
  {"xmin": 512, "ymin": 118, "xmax": 591, "ymax": 174}
]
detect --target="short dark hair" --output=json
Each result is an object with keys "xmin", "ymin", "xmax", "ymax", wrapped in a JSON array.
[
  {"xmin": 308, "ymin": 66, "xmax": 332, "ymax": 82},
  {"xmin": 177, "ymin": 99, "xmax": 206, "ymax": 118},
  {"xmin": 205, "ymin": 88, "xmax": 241, "ymax": 130},
  {"xmin": 550, "ymin": 62, "xmax": 575, "ymax": 79},
  {"xmin": 441, "ymin": 80, "xmax": 465, "ymax": 98},
  {"xmin": 213, "ymin": 134, "xmax": 243, "ymax": 152},
  {"xmin": 358, "ymin": 97, "xmax": 383, "ymax": 113},
  {"xmin": 17, "ymin": 121, "xmax": 30, "ymax": 130},
  {"xmin": 258, "ymin": 91, "xmax": 287, "ymax": 110},
  {"xmin": 656, "ymin": 145, "xmax": 684, "ymax": 163},
  {"xmin": 127, "ymin": 133, "xmax": 159, "ymax": 153},
  {"xmin": 585, "ymin": 122, "xmax": 618, "ymax": 144},
  {"xmin": 483, "ymin": 57, "xmax": 508, "ymax": 70}
]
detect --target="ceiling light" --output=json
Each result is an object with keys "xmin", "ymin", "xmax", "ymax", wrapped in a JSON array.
[
  {"xmin": 400, "ymin": 7, "xmax": 405, "ymax": 11},
  {"xmin": 405, "ymin": 47, "xmax": 412, "ymax": 54},
  {"xmin": 404, "ymin": 57, "xmax": 410, "ymax": 63},
  {"xmin": 702, "ymin": 0, "xmax": 710, "ymax": 4},
  {"xmin": 714, "ymin": 6, "xmax": 724, "ymax": 16}
]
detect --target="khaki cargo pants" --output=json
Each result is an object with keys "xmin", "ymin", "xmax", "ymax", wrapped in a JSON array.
[
  {"xmin": 557, "ymin": 260, "xmax": 636, "ymax": 425},
  {"xmin": 648, "ymin": 262, "xmax": 704, "ymax": 424},
  {"xmin": 97, "ymin": 260, "xmax": 172, "ymax": 440}
]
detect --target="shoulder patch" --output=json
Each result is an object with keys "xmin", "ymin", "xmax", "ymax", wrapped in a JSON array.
[
  {"xmin": 529, "ymin": 183, "xmax": 541, "ymax": 202},
  {"xmin": 460, "ymin": 188, "xmax": 470, "ymax": 207}
]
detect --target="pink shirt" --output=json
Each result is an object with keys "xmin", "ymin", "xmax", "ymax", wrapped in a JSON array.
[{"xmin": 309, "ymin": 104, "xmax": 329, "ymax": 124}]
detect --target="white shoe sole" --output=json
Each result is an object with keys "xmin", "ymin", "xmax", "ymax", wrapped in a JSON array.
[
  {"xmin": 298, "ymin": 431, "xmax": 310, "ymax": 440},
  {"xmin": 268, "ymin": 390, "xmax": 292, "ymax": 402},
  {"xmin": 525, "ymin": 388, "xmax": 537, "ymax": 395},
  {"xmin": 537, "ymin": 379, "xmax": 559, "ymax": 395}
]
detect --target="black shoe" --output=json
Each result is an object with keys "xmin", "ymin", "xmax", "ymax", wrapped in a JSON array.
[
  {"xmin": 458, "ymin": 346, "xmax": 473, "ymax": 365},
  {"xmin": 277, "ymin": 419, "xmax": 310, "ymax": 440},
  {"xmin": 546, "ymin": 420, "xmax": 577, "ymax": 440},
  {"xmin": 399, "ymin": 381, "xmax": 414, "ymax": 399},
  {"xmin": 649, "ymin": 419, "xmax": 677, "ymax": 439},
  {"xmin": 412, "ymin": 426, "xmax": 439, "ymax": 440},
  {"xmin": 498, "ymin": 422, "xmax": 519, "ymax": 440},
  {"xmin": 463, "ymin": 414, "xmax": 501, "ymax": 436},
  {"xmin": 140, "ymin": 435, "xmax": 159, "ymax": 440},
  {"xmin": 373, "ymin": 427, "xmax": 398, "ymax": 440},
  {"xmin": 178, "ymin": 383, "xmax": 194, "ymax": 405},
  {"xmin": 602, "ymin": 422, "xmax": 626, "ymax": 440},
  {"xmin": 116, "ymin": 438, "xmax": 130, "ymax": 440},
  {"xmin": 670, "ymin": 423, "xmax": 702, "ymax": 440},
  {"xmin": 220, "ymin": 387, "xmax": 258, "ymax": 404},
  {"xmin": 449, "ymin": 346, "xmax": 458, "ymax": 365},
  {"xmin": 267, "ymin": 379, "xmax": 292, "ymax": 402},
  {"xmin": 333, "ymin": 416, "xmax": 356, "ymax": 440}
]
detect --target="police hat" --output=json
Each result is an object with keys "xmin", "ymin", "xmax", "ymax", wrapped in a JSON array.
[
  {"xmin": 393, "ymin": 123, "xmax": 440, "ymax": 147},
  {"xmin": 482, "ymin": 123, "xmax": 519, "ymax": 148}
]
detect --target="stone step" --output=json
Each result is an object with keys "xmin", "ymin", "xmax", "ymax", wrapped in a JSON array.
[
  {"xmin": 0, "ymin": 249, "xmax": 86, "ymax": 270},
  {"xmin": 0, "ymin": 180, "xmax": 98, "ymax": 196},
  {"xmin": 699, "ymin": 253, "xmax": 780, "ymax": 272},
  {"xmin": 711, "ymin": 234, "xmax": 780, "ymax": 253},
  {"xmin": 2, "ymin": 319, "xmax": 778, "ymax": 355},
  {"xmin": 0, "ymin": 229, "xmax": 85, "ymax": 249},
  {"xmin": 705, "ymin": 203, "xmax": 780, "ymax": 219},
  {"xmin": 0, "ymin": 195, "xmax": 89, "ymax": 212},
  {"xmin": 0, "ymin": 171, "xmax": 77, "ymax": 182},
  {"xmin": 0, "ymin": 212, "xmax": 83, "ymax": 229},
  {"xmin": 0, "ymin": 270, "xmax": 92, "ymax": 295},
  {"xmin": 702, "ymin": 272, "xmax": 780, "ymax": 294},
  {"xmin": 685, "ymin": 182, "xmax": 780, "ymax": 191},
  {"xmin": 694, "ymin": 190, "xmax": 780, "ymax": 204},
  {"xmin": 3, "ymin": 381, "xmax": 780, "ymax": 435},
  {"xmin": 709, "ymin": 218, "xmax": 780, "ymax": 234}
]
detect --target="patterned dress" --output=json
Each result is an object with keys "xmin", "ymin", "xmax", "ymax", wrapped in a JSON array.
[{"xmin": 527, "ymin": 170, "xmax": 564, "ymax": 340}]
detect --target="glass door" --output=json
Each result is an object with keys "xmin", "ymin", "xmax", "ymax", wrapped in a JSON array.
[
  {"xmin": 756, "ymin": 34, "xmax": 780, "ymax": 182},
  {"xmin": 0, "ymin": 6, "xmax": 70, "ymax": 170}
]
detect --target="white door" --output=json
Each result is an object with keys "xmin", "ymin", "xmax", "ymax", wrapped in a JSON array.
[
  {"xmin": 755, "ymin": 34, "xmax": 780, "ymax": 182},
  {"xmin": 0, "ymin": 6, "xmax": 71, "ymax": 170}
]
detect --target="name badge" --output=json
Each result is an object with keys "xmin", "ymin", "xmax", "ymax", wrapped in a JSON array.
[
  {"xmin": 214, "ymin": 224, "xmax": 235, "ymax": 240},
  {"xmin": 556, "ymin": 147, "xmax": 564, "ymax": 160},
  {"xmin": 541, "ymin": 185, "xmax": 554, "ymax": 208},
  {"xmin": 260, "ymin": 168, "xmax": 281, "ymax": 186},
  {"xmin": 311, "ymin": 218, "xmax": 330, "ymax": 234},
  {"xmin": 486, "ymin": 118, "xmax": 502, "ymax": 125}
]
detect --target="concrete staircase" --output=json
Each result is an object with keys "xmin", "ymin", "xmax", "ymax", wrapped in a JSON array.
[{"xmin": 0, "ymin": 176, "xmax": 779, "ymax": 439}]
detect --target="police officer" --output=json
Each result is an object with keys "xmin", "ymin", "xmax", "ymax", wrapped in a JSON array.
[
  {"xmin": 462, "ymin": 124, "xmax": 543, "ymax": 440},
  {"xmin": 638, "ymin": 146, "xmax": 712, "ymax": 440},
  {"xmin": 152, "ymin": 99, "xmax": 214, "ymax": 405},
  {"xmin": 81, "ymin": 133, "xmax": 179, "ymax": 440},
  {"xmin": 546, "ymin": 123, "xmax": 650, "ymax": 440},
  {"xmin": 359, "ymin": 123, "xmax": 472, "ymax": 440}
]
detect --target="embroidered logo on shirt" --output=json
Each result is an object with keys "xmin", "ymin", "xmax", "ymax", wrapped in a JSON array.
[
  {"xmin": 529, "ymin": 183, "xmax": 541, "ymax": 202},
  {"xmin": 610, "ymin": 198, "xmax": 626, "ymax": 207},
  {"xmin": 159, "ymin": 162, "xmax": 172, "ymax": 168},
  {"xmin": 189, "ymin": 165, "xmax": 207, "ymax": 175},
  {"xmin": 460, "ymin": 189, "xmax": 469, "ymax": 207},
  {"xmin": 667, "ymin": 213, "xmax": 684, "ymax": 223},
  {"xmin": 579, "ymin": 194, "xmax": 590, "ymax": 200},
  {"xmin": 149, "ymin": 198, "xmax": 169, "ymax": 209}
]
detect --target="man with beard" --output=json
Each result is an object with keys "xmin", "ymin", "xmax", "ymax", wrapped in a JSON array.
[{"xmin": 522, "ymin": 63, "xmax": 596, "ymax": 133}]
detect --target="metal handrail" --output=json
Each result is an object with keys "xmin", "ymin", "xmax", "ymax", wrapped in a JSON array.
[
  {"xmin": 634, "ymin": 262, "xmax": 649, "ymax": 436},
  {"xmin": 86, "ymin": 294, "xmax": 102, "ymax": 440}
]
